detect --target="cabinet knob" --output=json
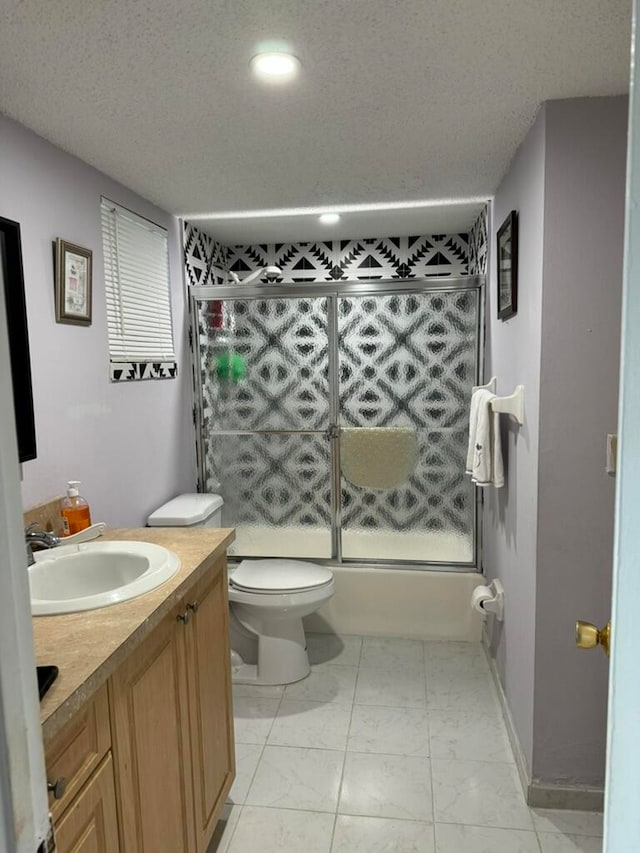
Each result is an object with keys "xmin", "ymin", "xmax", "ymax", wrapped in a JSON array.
[
  {"xmin": 576, "ymin": 620, "xmax": 611, "ymax": 657},
  {"xmin": 47, "ymin": 777, "xmax": 67, "ymax": 799},
  {"xmin": 187, "ymin": 601, "xmax": 199, "ymax": 614},
  {"xmin": 176, "ymin": 610, "xmax": 191, "ymax": 624}
]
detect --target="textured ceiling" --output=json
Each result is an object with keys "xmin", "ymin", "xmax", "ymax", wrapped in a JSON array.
[{"xmin": 0, "ymin": 0, "xmax": 631, "ymax": 232}]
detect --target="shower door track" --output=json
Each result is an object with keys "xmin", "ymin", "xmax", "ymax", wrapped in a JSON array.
[{"xmin": 190, "ymin": 275, "xmax": 486, "ymax": 572}]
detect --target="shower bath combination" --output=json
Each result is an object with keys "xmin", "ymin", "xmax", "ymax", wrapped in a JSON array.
[{"xmin": 190, "ymin": 275, "xmax": 485, "ymax": 571}]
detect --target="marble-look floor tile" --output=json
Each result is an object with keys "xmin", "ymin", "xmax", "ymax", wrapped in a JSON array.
[
  {"xmin": 361, "ymin": 636, "xmax": 425, "ymax": 670},
  {"xmin": 424, "ymin": 641, "xmax": 483, "ymax": 660},
  {"xmin": 348, "ymin": 705, "xmax": 430, "ymax": 756},
  {"xmin": 426, "ymin": 670, "xmax": 499, "ymax": 713},
  {"xmin": 228, "ymin": 806, "xmax": 335, "ymax": 853},
  {"xmin": 207, "ymin": 803, "xmax": 241, "ymax": 853},
  {"xmin": 424, "ymin": 651, "xmax": 491, "ymax": 679},
  {"xmin": 247, "ymin": 745, "xmax": 344, "ymax": 812},
  {"xmin": 284, "ymin": 663, "xmax": 358, "ymax": 704},
  {"xmin": 332, "ymin": 814, "xmax": 435, "ymax": 852},
  {"xmin": 307, "ymin": 633, "xmax": 363, "ymax": 666},
  {"xmin": 355, "ymin": 666, "xmax": 427, "ymax": 709},
  {"xmin": 537, "ymin": 832, "xmax": 602, "ymax": 853},
  {"xmin": 232, "ymin": 696, "xmax": 281, "ymax": 744},
  {"xmin": 434, "ymin": 823, "xmax": 541, "ymax": 853},
  {"xmin": 339, "ymin": 752, "xmax": 433, "ymax": 821},
  {"xmin": 228, "ymin": 743, "xmax": 263, "ymax": 805},
  {"xmin": 531, "ymin": 809, "xmax": 603, "ymax": 837},
  {"xmin": 232, "ymin": 682, "xmax": 285, "ymax": 700},
  {"xmin": 431, "ymin": 758, "xmax": 533, "ymax": 830},
  {"xmin": 428, "ymin": 708, "xmax": 513, "ymax": 763},
  {"xmin": 269, "ymin": 699, "xmax": 352, "ymax": 750}
]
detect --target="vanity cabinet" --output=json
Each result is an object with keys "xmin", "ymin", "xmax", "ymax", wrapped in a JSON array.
[
  {"xmin": 44, "ymin": 553, "xmax": 234, "ymax": 853},
  {"xmin": 44, "ymin": 684, "xmax": 119, "ymax": 853},
  {"xmin": 109, "ymin": 555, "xmax": 234, "ymax": 853}
]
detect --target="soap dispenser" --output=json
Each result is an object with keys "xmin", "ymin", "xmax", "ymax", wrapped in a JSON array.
[{"xmin": 61, "ymin": 480, "xmax": 92, "ymax": 536}]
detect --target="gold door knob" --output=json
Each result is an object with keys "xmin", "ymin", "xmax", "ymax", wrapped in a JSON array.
[{"xmin": 575, "ymin": 620, "xmax": 611, "ymax": 657}]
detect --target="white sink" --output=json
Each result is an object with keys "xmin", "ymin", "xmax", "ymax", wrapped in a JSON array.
[{"xmin": 29, "ymin": 541, "xmax": 180, "ymax": 616}]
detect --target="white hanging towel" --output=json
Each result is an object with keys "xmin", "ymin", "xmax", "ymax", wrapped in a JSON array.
[{"xmin": 466, "ymin": 389, "xmax": 504, "ymax": 488}]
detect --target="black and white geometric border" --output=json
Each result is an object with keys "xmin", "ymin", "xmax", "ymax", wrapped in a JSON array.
[
  {"xmin": 225, "ymin": 234, "xmax": 469, "ymax": 283},
  {"xmin": 110, "ymin": 361, "xmax": 178, "ymax": 382},
  {"xmin": 184, "ymin": 221, "xmax": 229, "ymax": 287},
  {"xmin": 468, "ymin": 206, "xmax": 488, "ymax": 276}
]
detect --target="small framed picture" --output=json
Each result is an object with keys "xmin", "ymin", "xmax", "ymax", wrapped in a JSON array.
[
  {"xmin": 496, "ymin": 211, "xmax": 518, "ymax": 321},
  {"xmin": 55, "ymin": 238, "xmax": 92, "ymax": 326}
]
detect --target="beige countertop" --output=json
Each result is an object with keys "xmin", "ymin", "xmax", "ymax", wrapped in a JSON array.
[{"xmin": 33, "ymin": 526, "xmax": 235, "ymax": 744}]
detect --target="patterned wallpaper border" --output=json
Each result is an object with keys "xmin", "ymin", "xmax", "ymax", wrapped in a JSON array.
[{"xmin": 183, "ymin": 221, "xmax": 487, "ymax": 287}]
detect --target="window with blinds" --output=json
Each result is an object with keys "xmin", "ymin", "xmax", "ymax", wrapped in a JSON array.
[{"xmin": 101, "ymin": 198, "xmax": 177, "ymax": 381}]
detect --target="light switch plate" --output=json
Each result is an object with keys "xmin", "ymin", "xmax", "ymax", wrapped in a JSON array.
[{"xmin": 606, "ymin": 433, "xmax": 617, "ymax": 475}]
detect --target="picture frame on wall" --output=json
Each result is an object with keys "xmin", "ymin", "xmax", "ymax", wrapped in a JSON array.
[
  {"xmin": 54, "ymin": 238, "xmax": 93, "ymax": 326},
  {"xmin": 496, "ymin": 210, "xmax": 518, "ymax": 321}
]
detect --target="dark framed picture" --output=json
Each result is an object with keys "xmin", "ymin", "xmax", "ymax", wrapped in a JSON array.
[
  {"xmin": 55, "ymin": 238, "xmax": 92, "ymax": 325},
  {"xmin": 496, "ymin": 211, "xmax": 518, "ymax": 320}
]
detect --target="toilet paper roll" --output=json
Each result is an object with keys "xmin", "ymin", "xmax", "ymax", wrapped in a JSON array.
[{"xmin": 471, "ymin": 585, "xmax": 493, "ymax": 615}]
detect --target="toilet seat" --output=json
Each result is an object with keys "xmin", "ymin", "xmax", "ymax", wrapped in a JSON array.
[{"xmin": 230, "ymin": 559, "xmax": 333, "ymax": 594}]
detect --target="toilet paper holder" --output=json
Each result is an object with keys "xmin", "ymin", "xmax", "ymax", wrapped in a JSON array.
[{"xmin": 471, "ymin": 579, "xmax": 505, "ymax": 621}]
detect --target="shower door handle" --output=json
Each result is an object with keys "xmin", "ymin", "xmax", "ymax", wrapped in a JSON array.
[{"xmin": 325, "ymin": 424, "xmax": 340, "ymax": 441}]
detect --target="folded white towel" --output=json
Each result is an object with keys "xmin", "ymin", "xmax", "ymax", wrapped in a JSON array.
[{"xmin": 466, "ymin": 389, "xmax": 504, "ymax": 488}]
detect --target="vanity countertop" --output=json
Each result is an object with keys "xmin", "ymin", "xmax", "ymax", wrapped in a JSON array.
[{"xmin": 32, "ymin": 526, "xmax": 235, "ymax": 743}]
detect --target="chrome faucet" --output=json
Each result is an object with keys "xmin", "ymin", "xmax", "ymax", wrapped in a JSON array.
[{"xmin": 25, "ymin": 523, "xmax": 60, "ymax": 567}]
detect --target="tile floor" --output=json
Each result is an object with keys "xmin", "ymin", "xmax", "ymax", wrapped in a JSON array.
[{"xmin": 209, "ymin": 635, "xmax": 603, "ymax": 853}]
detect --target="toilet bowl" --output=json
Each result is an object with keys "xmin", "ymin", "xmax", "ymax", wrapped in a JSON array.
[
  {"xmin": 228, "ymin": 559, "xmax": 335, "ymax": 685},
  {"xmin": 147, "ymin": 494, "xmax": 335, "ymax": 685}
]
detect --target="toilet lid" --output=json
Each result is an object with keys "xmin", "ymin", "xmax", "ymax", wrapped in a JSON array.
[{"xmin": 230, "ymin": 559, "xmax": 334, "ymax": 593}]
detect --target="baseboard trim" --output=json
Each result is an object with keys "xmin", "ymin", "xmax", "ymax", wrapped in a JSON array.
[
  {"xmin": 481, "ymin": 633, "xmax": 604, "ymax": 812},
  {"xmin": 527, "ymin": 780, "xmax": 604, "ymax": 811},
  {"xmin": 482, "ymin": 635, "xmax": 532, "ymax": 803}
]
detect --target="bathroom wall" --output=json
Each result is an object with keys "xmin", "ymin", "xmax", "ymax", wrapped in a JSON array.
[
  {"xmin": 533, "ymin": 96, "xmax": 627, "ymax": 788},
  {"xmin": 484, "ymin": 96, "xmax": 627, "ymax": 797},
  {"xmin": 484, "ymin": 106, "xmax": 547, "ymax": 770},
  {"xmin": 0, "ymin": 115, "xmax": 195, "ymax": 526}
]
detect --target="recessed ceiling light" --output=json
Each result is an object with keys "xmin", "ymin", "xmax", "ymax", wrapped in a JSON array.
[
  {"xmin": 319, "ymin": 213, "xmax": 341, "ymax": 225},
  {"xmin": 250, "ymin": 52, "xmax": 301, "ymax": 83}
]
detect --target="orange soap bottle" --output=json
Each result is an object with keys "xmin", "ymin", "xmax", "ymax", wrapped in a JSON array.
[{"xmin": 61, "ymin": 480, "xmax": 92, "ymax": 536}]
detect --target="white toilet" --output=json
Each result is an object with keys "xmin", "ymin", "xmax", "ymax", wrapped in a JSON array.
[{"xmin": 147, "ymin": 494, "xmax": 335, "ymax": 685}]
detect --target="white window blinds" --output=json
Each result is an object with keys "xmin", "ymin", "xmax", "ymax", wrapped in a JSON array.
[{"xmin": 101, "ymin": 198, "xmax": 176, "ymax": 366}]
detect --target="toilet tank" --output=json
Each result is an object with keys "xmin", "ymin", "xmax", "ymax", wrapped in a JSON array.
[{"xmin": 147, "ymin": 493, "xmax": 224, "ymax": 528}]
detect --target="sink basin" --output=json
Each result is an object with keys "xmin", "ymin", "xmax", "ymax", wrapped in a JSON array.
[{"xmin": 29, "ymin": 541, "xmax": 180, "ymax": 616}]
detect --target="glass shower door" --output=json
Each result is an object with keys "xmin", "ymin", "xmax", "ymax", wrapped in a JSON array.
[
  {"xmin": 196, "ymin": 295, "xmax": 333, "ymax": 558},
  {"xmin": 336, "ymin": 290, "xmax": 479, "ymax": 564}
]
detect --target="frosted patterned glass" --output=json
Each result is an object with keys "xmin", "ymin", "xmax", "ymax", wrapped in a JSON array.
[
  {"xmin": 338, "ymin": 291, "xmax": 478, "ymax": 429},
  {"xmin": 340, "ymin": 429, "xmax": 474, "ymax": 562},
  {"xmin": 197, "ymin": 297, "xmax": 329, "ymax": 432},
  {"xmin": 338, "ymin": 292, "xmax": 478, "ymax": 564},
  {"xmin": 206, "ymin": 433, "xmax": 332, "ymax": 559}
]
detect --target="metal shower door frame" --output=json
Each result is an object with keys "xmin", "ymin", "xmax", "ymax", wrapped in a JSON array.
[{"xmin": 190, "ymin": 275, "xmax": 486, "ymax": 571}]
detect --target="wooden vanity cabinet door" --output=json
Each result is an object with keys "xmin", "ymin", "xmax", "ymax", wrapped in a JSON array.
[
  {"xmin": 184, "ymin": 559, "xmax": 235, "ymax": 852},
  {"xmin": 109, "ymin": 608, "xmax": 195, "ymax": 853},
  {"xmin": 54, "ymin": 753, "xmax": 119, "ymax": 853}
]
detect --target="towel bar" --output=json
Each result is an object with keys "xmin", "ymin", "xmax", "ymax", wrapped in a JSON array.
[{"xmin": 471, "ymin": 376, "xmax": 524, "ymax": 426}]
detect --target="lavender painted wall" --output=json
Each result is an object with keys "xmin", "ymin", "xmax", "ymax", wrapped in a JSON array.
[
  {"xmin": 484, "ymin": 106, "xmax": 547, "ymax": 769},
  {"xmin": 485, "ymin": 96, "xmax": 627, "ymax": 791},
  {"xmin": 0, "ymin": 115, "xmax": 195, "ymax": 526},
  {"xmin": 533, "ymin": 97, "xmax": 626, "ymax": 787}
]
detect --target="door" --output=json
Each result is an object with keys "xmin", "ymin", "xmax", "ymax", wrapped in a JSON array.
[
  {"xmin": 184, "ymin": 561, "xmax": 235, "ymax": 852},
  {"xmin": 109, "ymin": 609, "xmax": 195, "ymax": 853},
  {"xmin": 604, "ymin": 3, "xmax": 640, "ymax": 848},
  {"xmin": 193, "ymin": 280, "xmax": 483, "ymax": 567},
  {"xmin": 195, "ymin": 294, "xmax": 333, "ymax": 559},
  {"xmin": 336, "ymin": 288, "xmax": 480, "ymax": 564}
]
